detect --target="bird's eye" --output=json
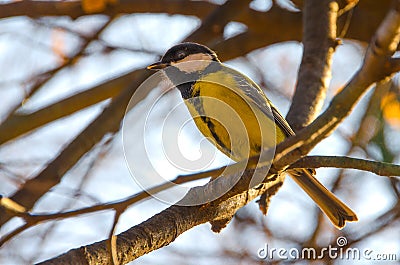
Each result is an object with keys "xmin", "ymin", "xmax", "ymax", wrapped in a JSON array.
[{"xmin": 176, "ymin": 51, "xmax": 186, "ymax": 60}]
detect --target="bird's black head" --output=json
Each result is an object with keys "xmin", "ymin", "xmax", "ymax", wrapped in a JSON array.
[{"xmin": 147, "ymin": 42, "xmax": 220, "ymax": 71}]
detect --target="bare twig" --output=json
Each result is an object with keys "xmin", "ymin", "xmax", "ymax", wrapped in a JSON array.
[
  {"xmin": 0, "ymin": 168, "xmax": 220, "ymax": 247},
  {"xmin": 289, "ymin": 155, "xmax": 400, "ymax": 176},
  {"xmin": 0, "ymin": 70, "xmax": 149, "ymax": 227},
  {"xmin": 0, "ymin": 69, "xmax": 142, "ymax": 145},
  {"xmin": 0, "ymin": 18, "xmax": 114, "ymax": 124}
]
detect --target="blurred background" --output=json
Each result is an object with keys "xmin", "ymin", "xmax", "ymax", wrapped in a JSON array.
[{"xmin": 0, "ymin": 0, "xmax": 399, "ymax": 264}]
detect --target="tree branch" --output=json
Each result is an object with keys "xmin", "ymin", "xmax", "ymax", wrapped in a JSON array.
[
  {"xmin": 0, "ymin": 70, "xmax": 150, "ymax": 227},
  {"xmin": 0, "ymin": 0, "xmax": 227, "ymax": 228},
  {"xmin": 184, "ymin": 0, "xmax": 251, "ymax": 45},
  {"xmin": 0, "ymin": 17, "xmax": 114, "ymax": 126},
  {"xmin": 389, "ymin": 57, "xmax": 400, "ymax": 73},
  {"xmin": 1, "ymin": 1, "xmax": 399, "ymax": 146},
  {"xmin": 0, "ymin": 0, "xmax": 269, "ymax": 234},
  {"xmin": 0, "ymin": 69, "xmax": 141, "ymax": 145},
  {"xmin": 0, "ymin": 169, "xmax": 223, "ymax": 247},
  {"xmin": 305, "ymin": 81, "xmax": 393, "ymax": 244},
  {"xmin": 286, "ymin": 0, "xmax": 339, "ymax": 131},
  {"xmin": 289, "ymin": 156, "xmax": 400, "ymax": 176},
  {"xmin": 0, "ymin": 0, "xmax": 395, "ymax": 54},
  {"xmin": 37, "ymin": 4, "xmax": 400, "ymax": 255},
  {"xmin": 0, "ymin": 0, "xmax": 215, "ymax": 20},
  {"xmin": 291, "ymin": 0, "xmax": 359, "ymax": 15},
  {"xmin": 4, "ymin": 1, "xmax": 400, "ymax": 264},
  {"xmin": 0, "ymin": 3, "xmax": 295, "ymax": 144},
  {"xmin": 38, "ymin": 168, "xmax": 284, "ymax": 264},
  {"xmin": 274, "ymin": 0, "xmax": 400, "ymax": 169}
]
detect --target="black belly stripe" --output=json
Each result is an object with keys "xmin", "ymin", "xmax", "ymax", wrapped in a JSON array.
[
  {"xmin": 181, "ymin": 81, "xmax": 233, "ymax": 157},
  {"xmin": 201, "ymin": 116, "xmax": 232, "ymax": 157},
  {"xmin": 253, "ymin": 143, "xmax": 261, "ymax": 153}
]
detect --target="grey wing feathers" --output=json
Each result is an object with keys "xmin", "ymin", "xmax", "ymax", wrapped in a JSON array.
[
  {"xmin": 270, "ymin": 106, "xmax": 295, "ymax": 137},
  {"xmin": 228, "ymin": 67, "xmax": 295, "ymax": 138},
  {"xmin": 229, "ymin": 68, "xmax": 274, "ymax": 120}
]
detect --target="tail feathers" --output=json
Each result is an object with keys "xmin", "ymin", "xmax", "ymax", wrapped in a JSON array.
[{"xmin": 289, "ymin": 169, "xmax": 358, "ymax": 229}]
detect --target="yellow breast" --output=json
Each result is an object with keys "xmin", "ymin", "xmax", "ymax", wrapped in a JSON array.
[{"xmin": 183, "ymin": 72, "xmax": 286, "ymax": 162}]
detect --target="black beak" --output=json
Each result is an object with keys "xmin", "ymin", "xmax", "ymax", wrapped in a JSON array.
[{"xmin": 147, "ymin": 61, "xmax": 169, "ymax": 70}]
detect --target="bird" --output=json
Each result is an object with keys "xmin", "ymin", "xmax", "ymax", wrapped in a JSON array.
[{"xmin": 147, "ymin": 42, "xmax": 358, "ymax": 229}]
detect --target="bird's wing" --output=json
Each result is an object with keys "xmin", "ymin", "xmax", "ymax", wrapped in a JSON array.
[
  {"xmin": 228, "ymin": 68, "xmax": 318, "ymax": 175},
  {"xmin": 270, "ymin": 106, "xmax": 295, "ymax": 137},
  {"xmin": 227, "ymin": 67, "xmax": 295, "ymax": 138}
]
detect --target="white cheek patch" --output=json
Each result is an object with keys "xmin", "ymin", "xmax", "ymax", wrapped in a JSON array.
[{"xmin": 171, "ymin": 53, "xmax": 213, "ymax": 73}]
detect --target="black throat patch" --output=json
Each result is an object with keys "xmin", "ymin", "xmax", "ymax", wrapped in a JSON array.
[
  {"xmin": 166, "ymin": 62, "xmax": 232, "ymax": 157},
  {"xmin": 163, "ymin": 62, "xmax": 221, "ymax": 99}
]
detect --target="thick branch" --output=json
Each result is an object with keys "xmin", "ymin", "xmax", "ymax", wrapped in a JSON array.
[
  {"xmin": 286, "ymin": 0, "xmax": 339, "ymax": 131},
  {"xmin": 0, "ymin": 0, "xmax": 394, "ymax": 52},
  {"xmin": 33, "ymin": 0, "xmax": 400, "ymax": 264},
  {"xmin": 0, "ymin": 5, "xmax": 295, "ymax": 145},
  {"xmin": 36, "ymin": 5, "xmax": 400, "ymax": 255},
  {"xmin": 38, "ymin": 169, "xmax": 284, "ymax": 264},
  {"xmin": 0, "ymin": 0, "xmax": 229, "ymax": 227},
  {"xmin": 0, "ymin": 0, "xmax": 271, "ymax": 232},
  {"xmin": 291, "ymin": 0, "xmax": 359, "ymax": 14},
  {"xmin": 274, "ymin": 0, "xmax": 400, "ymax": 169},
  {"xmin": 289, "ymin": 156, "xmax": 400, "ymax": 176},
  {"xmin": 0, "ymin": 170, "xmax": 224, "ymax": 247},
  {"xmin": 0, "ymin": 0, "xmax": 215, "ymax": 19},
  {"xmin": 1, "ymin": 1, "xmax": 398, "ymax": 145},
  {"xmin": 4, "ymin": 1, "xmax": 400, "ymax": 263}
]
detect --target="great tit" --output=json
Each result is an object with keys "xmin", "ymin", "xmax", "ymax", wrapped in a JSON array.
[{"xmin": 147, "ymin": 42, "xmax": 357, "ymax": 228}]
